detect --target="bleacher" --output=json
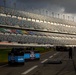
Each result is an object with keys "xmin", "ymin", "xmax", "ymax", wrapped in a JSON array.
[{"xmin": 0, "ymin": 6, "xmax": 76, "ymax": 46}]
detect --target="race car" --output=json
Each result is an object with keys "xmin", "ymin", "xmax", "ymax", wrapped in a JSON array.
[
  {"xmin": 8, "ymin": 48, "xmax": 25, "ymax": 65},
  {"xmin": 24, "ymin": 50, "xmax": 40, "ymax": 60},
  {"xmin": 8, "ymin": 48, "xmax": 40, "ymax": 65}
]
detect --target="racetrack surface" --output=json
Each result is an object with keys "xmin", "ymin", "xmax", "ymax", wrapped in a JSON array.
[{"xmin": 0, "ymin": 50, "xmax": 76, "ymax": 75}]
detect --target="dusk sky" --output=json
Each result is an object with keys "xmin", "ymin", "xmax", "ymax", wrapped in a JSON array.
[{"xmin": 0, "ymin": 0, "xmax": 76, "ymax": 21}]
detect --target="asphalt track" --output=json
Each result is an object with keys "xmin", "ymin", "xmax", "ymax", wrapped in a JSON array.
[{"xmin": 0, "ymin": 50, "xmax": 76, "ymax": 75}]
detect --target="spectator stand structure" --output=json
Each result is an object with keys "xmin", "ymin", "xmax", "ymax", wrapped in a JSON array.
[{"xmin": 0, "ymin": 6, "xmax": 76, "ymax": 47}]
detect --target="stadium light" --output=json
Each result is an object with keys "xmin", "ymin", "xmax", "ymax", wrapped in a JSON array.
[
  {"xmin": 27, "ymin": 18, "xmax": 31, "ymax": 21},
  {"xmin": 32, "ymin": 19, "xmax": 35, "ymax": 22},
  {"xmin": 52, "ymin": 12, "xmax": 54, "ymax": 17},
  {"xmin": 23, "ymin": 17, "xmax": 26, "ymax": 20},
  {"xmin": 13, "ymin": 2, "xmax": 16, "ymax": 9},
  {"xmin": 40, "ymin": 20, "xmax": 43, "ymax": 23},
  {"xmin": 42, "ymin": 9, "xmax": 44, "ymax": 16},
  {"xmin": 51, "ymin": 22, "xmax": 53, "ymax": 25},
  {"xmin": 48, "ymin": 21, "xmax": 50, "ymax": 24},
  {"xmin": 44, "ymin": 21, "xmax": 47, "ymax": 23},
  {"xmin": 36, "ymin": 19, "xmax": 39, "ymax": 22},
  {"xmin": 46, "ymin": 10, "xmax": 48, "ymax": 16},
  {"xmin": 58, "ymin": 14, "xmax": 59, "ymax": 18},
  {"xmin": 72, "ymin": 16, "xmax": 74, "ymax": 22},
  {"xmin": 68, "ymin": 16, "xmax": 69, "ymax": 20},
  {"xmin": 3, "ymin": 0, "xmax": 6, "ymax": 7},
  {"xmin": 63, "ymin": 15, "xmax": 65, "ymax": 19}
]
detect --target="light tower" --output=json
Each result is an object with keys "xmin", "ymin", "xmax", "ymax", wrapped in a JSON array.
[
  {"xmin": 68, "ymin": 16, "xmax": 69, "ymax": 21},
  {"xmin": 63, "ymin": 15, "xmax": 65, "ymax": 19},
  {"xmin": 3, "ymin": 0, "xmax": 6, "ymax": 8},
  {"xmin": 3, "ymin": 0, "xmax": 6, "ymax": 24},
  {"xmin": 14, "ymin": 2, "xmax": 16, "ymax": 10},
  {"xmin": 46, "ymin": 10, "xmax": 48, "ymax": 16},
  {"xmin": 52, "ymin": 12, "xmax": 54, "ymax": 17},
  {"xmin": 3, "ymin": 0, "xmax": 6, "ymax": 13},
  {"xmin": 58, "ymin": 13, "xmax": 59, "ymax": 18},
  {"xmin": 72, "ymin": 16, "xmax": 74, "ymax": 22}
]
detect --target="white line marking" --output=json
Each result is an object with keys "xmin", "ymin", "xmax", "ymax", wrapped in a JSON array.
[
  {"xmin": 54, "ymin": 52, "xmax": 59, "ymax": 55},
  {"xmin": 0, "ymin": 64, "xmax": 8, "ymax": 68},
  {"xmin": 22, "ymin": 65, "xmax": 38, "ymax": 75},
  {"xmin": 41, "ymin": 59, "xmax": 48, "ymax": 63},
  {"xmin": 54, "ymin": 53, "xmax": 57, "ymax": 55},
  {"xmin": 41, "ymin": 52, "xmax": 59, "ymax": 63},
  {"xmin": 49, "ymin": 52, "xmax": 59, "ymax": 58},
  {"xmin": 56, "ymin": 52, "xmax": 59, "ymax": 54},
  {"xmin": 49, "ymin": 56, "xmax": 53, "ymax": 58}
]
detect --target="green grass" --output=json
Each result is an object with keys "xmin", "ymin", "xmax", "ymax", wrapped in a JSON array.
[
  {"xmin": 0, "ymin": 48, "xmax": 11, "ymax": 63},
  {"xmin": 34, "ymin": 47, "xmax": 51, "ymax": 53}
]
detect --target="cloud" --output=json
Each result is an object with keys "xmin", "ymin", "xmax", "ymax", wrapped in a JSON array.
[
  {"xmin": 16, "ymin": 0, "xmax": 76, "ymax": 14},
  {"xmin": 1, "ymin": 0, "xmax": 76, "ymax": 14}
]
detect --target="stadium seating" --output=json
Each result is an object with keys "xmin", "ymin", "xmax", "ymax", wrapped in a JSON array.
[
  {"xmin": 0, "ymin": 7, "xmax": 4, "ymax": 13},
  {"xmin": 0, "ymin": 6, "xmax": 76, "ymax": 45},
  {"xmin": 0, "ymin": 16, "xmax": 6, "ymax": 25},
  {"xmin": 0, "ymin": 31, "xmax": 76, "ymax": 44}
]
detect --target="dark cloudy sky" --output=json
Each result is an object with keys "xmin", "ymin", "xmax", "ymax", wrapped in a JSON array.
[{"xmin": 0, "ymin": 0, "xmax": 76, "ymax": 21}]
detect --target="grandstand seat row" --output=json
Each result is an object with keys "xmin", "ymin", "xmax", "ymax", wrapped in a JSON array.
[
  {"xmin": 0, "ymin": 6, "xmax": 76, "ymax": 26},
  {"xmin": 0, "ymin": 33, "xmax": 76, "ymax": 45},
  {"xmin": 0, "ymin": 6, "xmax": 76, "ymax": 35},
  {"xmin": 0, "ymin": 15, "xmax": 76, "ymax": 34}
]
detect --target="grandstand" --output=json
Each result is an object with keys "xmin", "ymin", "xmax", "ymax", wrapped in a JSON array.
[{"xmin": 0, "ymin": 6, "xmax": 76, "ymax": 47}]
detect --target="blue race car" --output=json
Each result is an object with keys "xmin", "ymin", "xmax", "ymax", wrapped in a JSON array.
[
  {"xmin": 24, "ymin": 50, "xmax": 40, "ymax": 60},
  {"xmin": 8, "ymin": 48, "xmax": 25, "ymax": 65},
  {"xmin": 8, "ymin": 48, "xmax": 40, "ymax": 65}
]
